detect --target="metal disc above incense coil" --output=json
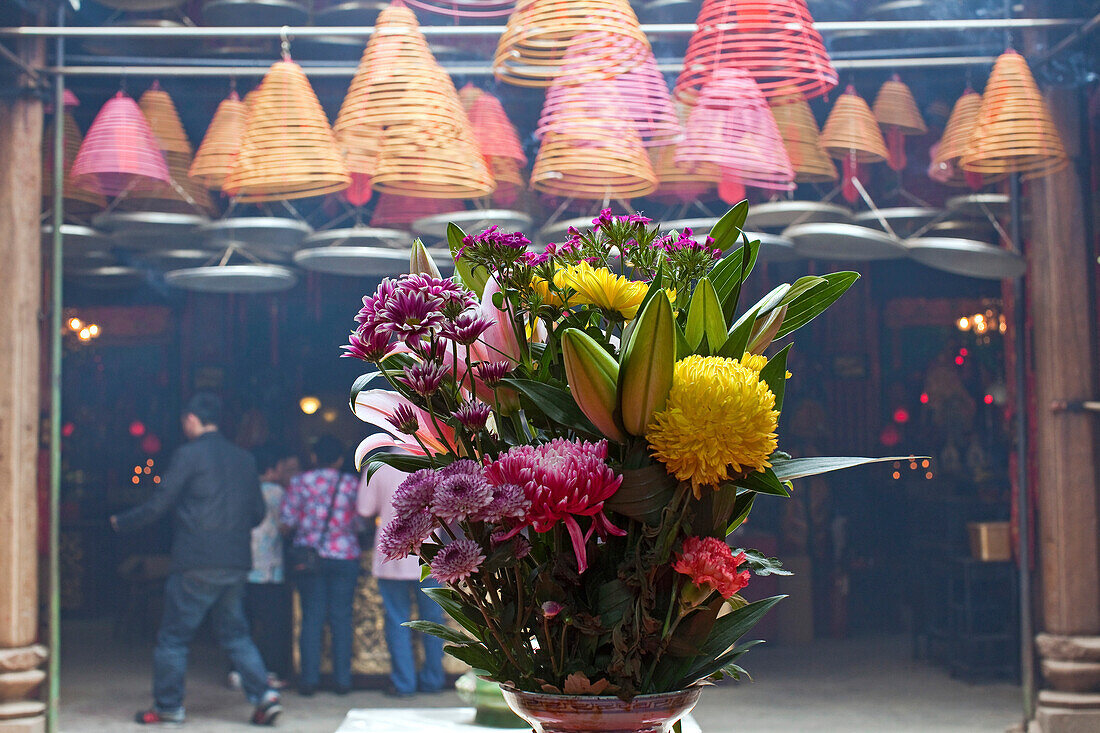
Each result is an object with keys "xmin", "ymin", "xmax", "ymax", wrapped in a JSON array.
[
  {"xmin": 745, "ymin": 201, "xmax": 853, "ymax": 231},
  {"xmin": 312, "ymin": 0, "xmax": 390, "ymax": 25},
  {"xmin": 946, "ymin": 193, "xmax": 1009, "ymax": 218},
  {"xmin": 201, "ymin": 0, "xmax": 310, "ymax": 26},
  {"xmin": 66, "ymin": 265, "xmax": 145, "ymax": 289},
  {"xmin": 165, "ymin": 264, "xmax": 298, "ymax": 293},
  {"xmin": 412, "ymin": 209, "xmax": 533, "ymax": 240},
  {"xmin": 534, "ymin": 216, "xmax": 599, "ymax": 246},
  {"xmin": 199, "ymin": 218, "xmax": 313, "ymax": 254},
  {"xmin": 784, "ymin": 222, "xmax": 907, "ymax": 261},
  {"xmin": 926, "ymin": 218, "xmax": 998, "ymax": 243},
  {"xmin": 851, "ymin": 207, "xmax": 942, "ymax": 239},
  {"xmin": 41, "ymin": 224, "xmax": 109, "ymax": 253},
  {"xmin": 905, "ymin": 237, "xmax": 1025, "ymax": 280},
  {"xmin": 93, "ymin": 212, "xmax": 209, "ymax": 250},
  {"xmin": 133, "ymin": 249, "xmax": 220, "ymax": 271},
  {"xmin": 748, "ymin": 232, "xmax": 800, "ymax": 263},
  {"xmin": 293, "ymin": 246, "xmax": 455, "ymax": 277}
]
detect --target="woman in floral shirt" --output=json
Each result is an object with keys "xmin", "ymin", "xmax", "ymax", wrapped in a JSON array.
[{"xmin": 279, "ymin": 435, "xmax": 363, "ymax": 695}]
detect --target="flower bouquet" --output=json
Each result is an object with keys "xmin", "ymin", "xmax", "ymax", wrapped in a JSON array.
[{"xmin": 346, "ymin": 204, "xmax": 888, "ymax": 730}]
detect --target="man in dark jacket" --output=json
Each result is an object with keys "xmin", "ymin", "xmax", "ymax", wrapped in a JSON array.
[{"xmin": 111, "ymin": 393, "xmax": 282, "ymax": 727}]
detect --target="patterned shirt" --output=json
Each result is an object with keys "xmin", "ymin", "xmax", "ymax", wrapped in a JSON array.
[
  {"xmin": 279, "ymin": 468, "xmax": 363, "ymax": 560},
  {"xmin": 249, "ymin": 481, "xmax": 285, "ymax": 584}
]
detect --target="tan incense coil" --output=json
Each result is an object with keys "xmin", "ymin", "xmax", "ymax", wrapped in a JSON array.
[
  {"xmin": 872, "ymin": 77, "xmax": 927, "ymax": 136},
  {"xmin": 139, "ymin": 83, "xmax": 193, "ymax": 156},
  {"xmin": 370, "ymin": 114, "xmax": 496, "ymax": 199},
  {"xmin": 959, "ymin": 50, "xmax": 1068, "ymax": 179},
  {"xmin": 43, "ymin": 113, "xmax": 107, "ymax": 213},
  {"xmin": 223, "ymin": 60, "xmax": 350, "ymax": 202},
  {"xmin": 769, "ymin": 93, "xmax": 837, "ymax": 183},
  {"xmin": 459, "ymin": 83, "xmax": 483, "ymax": 113},
  {"xmin": 189, "ymin": 91, "xmax": 248, "ymax": 190},
  {"xmin": 650, "ymin": 143, "xmax": 719, "ymax": 203},
  {"xmin": 120, "ymin": 151, "xmax": 216, "ymax": 214},
  {"xmin": 819, "ymin": 86, "xmax": 888, "ymax": 163},
  {"xmin": 930, "ymin": 90, "xmax": 988, "ymax": 187},
  {"xmin": 493, "ymin": 0, "xmax": 651, "ymax": 87},
  {"xmin": 531, "ymin": 124, "xmax": 657, "ymax": 199},
  {"xmin": 489, "ymin": 156, "xmax": 527, "ymax": 205}
]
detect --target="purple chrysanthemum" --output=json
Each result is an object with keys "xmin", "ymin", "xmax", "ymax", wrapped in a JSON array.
[
  {"xmin": 376, "ymin": 288, "xmax": 445, "ymax": 346},
  {"xmin": 356, "ymin": 279, "xmax": 399, "ymax": 326},
  {"xmin": 402, "ymin": 275, "xmax": 476, "ymax": 316},
  {"xmin": 474, "ymin": 481, "xmax": 531, "ymax": 523},
  {"xmin": 392, "ymin": 469, "xmax": 440, "ymax": 516},
  {"xmin": 441, "ymin": 310, "xmax": 493, "ymax": 346},
  {"xmin": 454, "ymin": 401, "xmax": 491, "ymax": 433},
  {"xmin": 413, "ymin": 337, "xmax": 448, "ymax": 364},
  {"xmin": 399, "ymin": 361, "xmax": 448, "ymax": 397},
  {"xmin": 474, "ymin": 360, "xmax": 512, "ymax": 388},
  {"xmin": 429, "ymin": 539, "xmax": 485, "ymax": 584},
  {"xmin": 386, "ymin": 404, "xmax": 420, "ymax": 435},
  {"xmin": 433, "ymin": 470, "xmax": 494, "ymax": 524},
  {"xmin": 378, "ymin": 509, "xmax": 436, "ymax": 562},
  {"xmin": 439, "ymin": 459, "xmax": 482, "ymax": 479},
  {"xmin": 342, "ymin": 328, "xmax": 391, "ymax": 362}
]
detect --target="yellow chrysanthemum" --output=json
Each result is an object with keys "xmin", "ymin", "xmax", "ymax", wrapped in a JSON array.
[
  {"xmin": 739, "ymin": 352, "xmax": 792, "ymax": 378},
  {"xmin": 646, "ymin": 355, "xmax": 779, "ymax": 497},
  {"xmin": 530, "ymin": 266, "xmax": 574, "ymax": 308},
  {"xmin": 563, "ymin": 261, "xmax": 648, "ymax": 319}
]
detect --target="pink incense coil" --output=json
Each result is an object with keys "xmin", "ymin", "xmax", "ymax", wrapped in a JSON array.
[
  {"xmin": 675, "ymin": 0, "xmax": 837, "ymax": 106},
  {"xmin": 63, "ymin": 89, "xmax": 80, "ymax": 108},
  {"xmin": 404, "ymin": 0, "xmax": 515, "ymax": 17},
  {"xmin": 370, "ymin": 193, "xmax": 455, "ymax": 227},
  {"xmin": 467, "ymin": 91, "xmax": 527, "ymax": 164},
  {"xmin": 676, "ymin": 68, "xmax": 794, "ymax": 192},
  {"xmin": 70, "ymin": 91, "xmax": 170, "ymax": 196}
]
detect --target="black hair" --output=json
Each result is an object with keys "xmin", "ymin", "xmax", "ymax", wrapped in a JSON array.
[
  {"xmin": 312, "ymin": 434, "xmax": 345, "ymax": 467},
  {"xmin": 253, "ymin": 443, "xmax": 293, "ymax": 475},
  {"xmin": 184, "ymin": 392, "xmax": 222, "ymax": 427}
]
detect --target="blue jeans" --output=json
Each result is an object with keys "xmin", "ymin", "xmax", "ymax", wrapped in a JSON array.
[
  {"xmin": 296, "ymin": 558, "xmax": 360, "ymax": 689},
  {"xmin": 377, "ymin": 578, "xmax": 446, "ymax": 694},
  {"xmin": 153, "ymin": 569, "xmax": 272, "ymax": 715}
]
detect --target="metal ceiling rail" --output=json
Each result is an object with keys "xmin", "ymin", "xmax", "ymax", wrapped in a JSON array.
[
  {"xmin": 0, "ymin": 17, "xmax": 1083, "ymax": 39},
  {"xmin": 45, "ymin": 55, "xmax": 1002, "ymax": 76}
]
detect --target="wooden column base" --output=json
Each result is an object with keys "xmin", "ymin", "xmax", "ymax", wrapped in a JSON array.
[
  {"xmin": 1036, "ymin": 635, "xmax": 1100, "ymax": 731},
  {"xmin": 0, "ymin": 646, "xmax": 46, "ymax": 733}
]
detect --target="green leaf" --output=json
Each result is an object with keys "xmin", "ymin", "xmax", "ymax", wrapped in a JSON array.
[
  {"xmin": 717, "ymin": 303, "xmax": 759, "ymax": 359},
  {"xmin": 596, "ymin": 579, "xmax": 633, "ymax": 628},
  {"xmin": 777, "ymin": 276, "xmax": 827, "ymax": 308},
  {"xmin": 775, "ymin": 271, "xmax": 859, "ymax": 338},
  {"xmin": 770, "ymin": 455, "xmax": 922, "ymax": 482},
  {"xmin": 361, "ymin": 450, "xmax": 441, "ymax": 476},
  {"xmin": 758, "ymin": 344, "xmax": 792, "ymax": 413},
  {"xmin": 711, "ymin": 236, "xmax": 760, "ymax": 322},
  {"xmin": 673, "ymin": 595, "xmax": 785, "ymax": 687},
  {"xmin": 404, "ymin": 620, "xmax": 476, "ymax": 645},
  {"xmin": 501, "ymin": 378, "xmax": 600, "ymax": 436},
  {"xmin": 447, "ymin": 222, "xmax": 490, "ymax": 297},
  {"xmin": 348, "ymin": 371, "xmax": 386, "ymax": 411},
  {"xmin": 694, "ymin": 640, "xmax": 765, "ymax": 683},
  {"xmin": 444, "ymin": 643, "xmax": 501, "ymax": 675},
  {"xmin": 725, "ymin": 493, "xmax": 755, "ymax": 536},
  {"xmin": 733, "ymin": 548, "xmax": 792, "ymax": 577},
  {"xmin": 735, "ymin": 468, "xmax": 790, "ymax": 497},
  {"xmin": 674, "ymin": 319, "xmax": 693, "ymax": 360},
  {"xmin": 707, "ymin": 201, "xmax": 749, "ymax": 252},
  {"xmin": 685, "ymin": 277, "xmax": 726, "ymax": 354},
  {"xmin": 422, "ymin": 587, "xmax": 486, "ymax": 640}
]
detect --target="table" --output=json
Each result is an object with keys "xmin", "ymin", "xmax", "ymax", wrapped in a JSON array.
[{"xmin": 337, "ymin": 707, "xmax": 703, "ymax": 732}]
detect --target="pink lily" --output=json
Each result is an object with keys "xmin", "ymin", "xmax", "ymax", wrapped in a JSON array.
[
  {"xmin": 352, "ymin": 389, "xmax": 456, "ymax": 467},
  {"xmin": 476, "ymin": 277, "xmax": 522, "ymax": 366}
]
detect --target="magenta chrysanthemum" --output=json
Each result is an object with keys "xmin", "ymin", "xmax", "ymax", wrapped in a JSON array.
[
  {"xmin": 342, "ymin": 328, "xmax": 391, "ymax": 362},
  {"xmin": 485, "ymin": 439, "xmax": 625, "ymax": 573},
  {"xmin": 454, "ymin": 401, "xmax": 491, "ymax": 433},
  {"xmin": 433, "ymin": 470, "xmax": 494, "ymax": 524},
  {"xmin": 392, "ymin": 469, "xmax": 441, "ymax": 516},
  {"xmin": 387, "ymin": 404, "xmax": 420, "ymax": 435},
  {"xmin": 376, "ymin": 288, "xmax": 445, "ymax": 346},
  {"xmin": 378, "ymin": 509, "xmax": 436, "ymax": 561},
  {"xmin": 429, "ymin": 539, "xmax": 486, "ymax": 584},
  {"xmin": 402, "ymin": 275, "xmax": 476, "ymax": 315},
  {"xmin": 474, "ymin": 360, "xmax": 512, "ymax": 388},
  {"xmin": 356, "ymin": 278, "xmax": 399, "ymax": 327},
  {"xmin": 399, "ymin": 361, "xmax": 448, "ymax": 397},
  {"xmin": 442, "ymin": 310, "xmax": 493, "ymax": 345}
]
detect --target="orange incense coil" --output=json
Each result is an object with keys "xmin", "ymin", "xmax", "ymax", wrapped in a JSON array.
[
  {"xmin": 675, "ymin": 0, "xmax": 837, "ymax": 106},
  {"xmin": 189, "ymin": 91, "xmax": 248, "ymax": 190},
  {"xmin": 138, "ymin": 82, "xmax": 193, "ymax": 156},
  {"xmin": 371, "ymin": 118, "xmax": 496, "ymax": 199},
  {"xmin": 42, "ymin": 112, "xmax": 107, "ymax": 213},
  {"xmin": 960, "ymin": 50, "xmax": 1068, "ymax": 180},
  {"xmin": 531, "ymin": 123, "xmax": 657, "ymax": 200},
  {"xmin": 493, "ymin": 0, "xmax": 651, "ymax": 87},
  {"xmin": 929, "ymin": 90, "xmax": 994, "ymax": 187},
  {"xmin": 223, "ymin": 60, "xmax": 350, "ymax": 202},
  {"xmin": 769, "ymin": 93, "xmax": 837, "ymax": 183},
  {"xmin": 649, "ymin": 143, "xmax": 719, "ymax": 203},
  {"xmin": 872, "ymin": 75, "xmax": 926, "ymax": 171},
  {"xmin": 820, "ymin": 86, "xmax": 888, "ymax": 163}
]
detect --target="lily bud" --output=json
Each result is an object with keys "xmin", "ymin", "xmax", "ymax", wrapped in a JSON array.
[
  {"xmin": 410, "ymin": 238, "xmax": 443, "ymax": 278},
  {"xmin": 747, "ymin": 305, "xmax": 787, "ymax": 355},
  {"xmin": 562, "ymin": 328, "xmax": 626, "ymax": 443},
  {"xmin": 618, "ymin": 290, "xmax": 675, "ymax": 436}
]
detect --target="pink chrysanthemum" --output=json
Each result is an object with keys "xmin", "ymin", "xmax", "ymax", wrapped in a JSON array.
[
  {"xmin": 356, "ymin": 279, "xmax": 399, "ymax": 327},
  {"xmin": 433, "ymin": 470, "xmax": 493, "ymax": 524},
  {"xmin": 392, "ymin": 469, "xmax": 440, "ymax": 516},
  {"xmin": 387, "ymin": 404, "xmax": 420, "ymax": 435},
  {"xmin": 376, "ymin": 287, "xmax": 445, "ymax": 346},
  {"xmin": 442, "ymin": 310, "xmax": 493, "ymax": 345},
  {"xmin": 429, "ymin": 539, "xmax": 486, "ymax": 584},
  {"xmin": 672, "ymin": 536, "xmax": 750, "ymax": 600},
  {"xmin": 378, "ymin": 510, "xmax": 436, "ymax": 561},
  {"xmin": 454, "ymin": 401, "xmax": 491, "ymax": 433},
  {"xmin": 342, "ymin": 328, "xmax": 391, "ymax": 362},
  {"xmin": 403, "ymin": 275, "xmax": 476, "ymax": 316},
  {"xmin": 485, "ymin": 439, "xmax": 624, "ymax": 573},
  {"xmin": 474, "ymin": 360, "xmax": 512, "ymax": 388},
  {"xmin": 399, "ymin": 361, "xmax": 448, "ymax": 397}
]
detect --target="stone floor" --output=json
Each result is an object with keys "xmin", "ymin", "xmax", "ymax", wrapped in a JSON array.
[{"xmin": 59, "ymin": 619, "xmax": 1022, "ymax": 732}]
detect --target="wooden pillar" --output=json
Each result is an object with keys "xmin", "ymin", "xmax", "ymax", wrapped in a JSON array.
[
  {"xmin": 0, "ymin": 39, "xmax": 46, "ymax": 733},
  {"xmin": 1026, "ymin": 87, "xmax": 1100, "ymax": 732}
]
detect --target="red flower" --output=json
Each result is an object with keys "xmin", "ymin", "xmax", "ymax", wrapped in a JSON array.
[{"xmin": 672, "ymin": 536, "xmax": 750, "ymax": 600}]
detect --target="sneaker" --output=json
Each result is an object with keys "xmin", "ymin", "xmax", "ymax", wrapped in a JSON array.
[
  {"xmin": 227, "ymin": 670, "xmax": 243, "ymax": 690},
  {"xmin": 266, "ymin": 673, "xmax": 288, "ymax": 691},
  {"xmin": 251, "ymin": 693, "xmax": 282, "ymax": 727},
  {"xmin": 135, "ymin": 708, "xmax": 185, "ymax": 726}
]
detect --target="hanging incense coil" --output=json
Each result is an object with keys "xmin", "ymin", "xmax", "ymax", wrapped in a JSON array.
[
  {"xmin": 119, "ymin": 151, "xmax": 216, "ymax": 215},
  {"xmin": 138, "ymin": 82, "xmax": 193, "ymax": 156},
  {"xmin": 675, "ymin": 0, "xmax": 837, "ymax": 106},
  {"xmin": 676, "ymin": 68, "xmax": 794, "ymax": 194},
  {"xmin": 370, "ymin": 193, "xmax": 456, "ymax": 227},
  {"xmin": 489, "ymin": 156, "xmax": 526, "ymax": 206},
  {"xmin": 459, "ymin": 83, "xmax": 483, "ymax": 113},
  {"xmin": 531, "ymin": 123, "xmax": 657, "ymax": 200},
  {"xmin": 959, "ymin": 50, "xmax": 1068, "ymax": 180},
  {"xmin": 467, "ymin": 90, "xmax": 527, "ymax": 164},
  {"xmin": 929, "ymin": 90, "xmax": 993, "ymax": 187},
  {"xmin": 190, "ymin": 91, "xmax": 248, "ymax": 190},
  {"xmin": 872, "ymin": 75, "xmax": 926, "ymax": 171},
  {"xmin": 70, "ymin": 92, "xmax": 171, "ymax": 196},
  {"xmin": 43, "ymin": 112, "xmax": 108, "ymax": 213},
  {"xmin": 405, "ymin": 0, "xmax": 515, "ymax": 17},
  {"xmin": 493, "ymin": 0, "xmax": 651, "ymax": 87},
  {"xmin": 370, "ymin": 113, "xmax": 496, "ymax": 199},
  {"xmin": 820, "ymin": 86, "xmax": 889, "ymax": 163},
  {"xmin": 223, "ymin": 60, "xmax": 350, "ymax": 202},
  {"xmin": 769, "ymin": 93, "xmax": 837, "ymax": 183},
  {"xmin": 649, "ymin": 143, "xmax": 719, "ymax": 203}
]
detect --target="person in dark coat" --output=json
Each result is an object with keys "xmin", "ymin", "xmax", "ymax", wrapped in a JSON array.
[{"xmin": 111, "ymin": 393, "xmax": 282, "ymax": 727}]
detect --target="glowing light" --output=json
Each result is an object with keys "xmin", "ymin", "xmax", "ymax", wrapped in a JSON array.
[
  {"xmin": 61, "ymin": 422, "xmax": 75, "ymax": 437},
  {"xmin": 131, "ymin": 476, "xmax": 140, "ymax": 485},
  {"xmin": 957, "ymin": 317, "xmax": 970, "ymax": 331},
  {"xmin": 955, "ymin": 356, "xmax": 965, "ymax": 366},
  {"xmin": 920, "ymin": 393, "xmax": 929, "ymax": 404},
  {"xmin": 322, "ymin": 408, "xmax": 338, "ymax": 423},
  {"xmin": 129, "ymin": 421, "xmax": 146, "ymax": 437},
  {"xmin": 78, "ymin": 328, "xmax": 91, "ymax": 341},
  {"xmin": 68, "ymin": 317, "xmax": 83, "ymax": 331},
  {"xmin": 893, "ymin": 461, "xmax": 901, "ymax": 469},
  {"xmin": 143, "ymin": 467, "xmax": 151, "ymax": 474},
  {"xmin": 141, "ymin": 434, "xmax": 162, "ymax": 454},
  {"xmin": 134, "ymin": 466, "xmax": 142, "ymax": 475},
  {"xmin": 893, "ymin": 408, "xmax": 910, "ymax": 424},
  {"xmin": 925, "ymin": 471, "xmax": 934, "ymax": 480},
  {"xmin": 146, "ymin": 459, "xmax": 154, "ymax": 467},
  {"xmin": 153, "ymin": 476, "xmax": 161, "ymax": 484},
  {"xmin": 892, "ymin": 471, "xmax": 901, "ymax": 480},
  {"xmin": 921, "ymin": 459, "xmax": 930, "ymax": 469},
  {"xmin": 984, "ymin": 394, "xmax": 994, "ymax": 405},
  {"xmin": 87, "ymin": 324, "xmax": 100, "ymax": 337},
  {"xmin": 909, "ymin": 461, "xmax": 918, "ymax": 470},
  {"xmin": 299, "ymin": 396, "xmax": 321, "ymax": 415},
  {"xmin": 959, "ymin": 348, "xmax": 968, "ymax": 357}
]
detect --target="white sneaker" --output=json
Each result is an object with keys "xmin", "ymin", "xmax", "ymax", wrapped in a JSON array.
[{"xmin": 227, "ymin": 670, "xmax": 243, "ymax": 690}]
